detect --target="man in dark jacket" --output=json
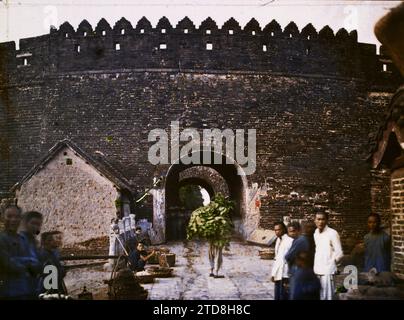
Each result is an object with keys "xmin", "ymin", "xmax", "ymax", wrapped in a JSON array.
[
  {"xmin": 289, "ymin": 251, "xmax": 321, "ymax": 300},
  {"xmin": 125, "ymin": 226, "xmax": 151, "ymax": 253},
  {"xmin": 20, "ymin": 211, "xmax": 43, "ymax": 297},
  {"xmin": 128, "ymin": 242, "xmax": 155, "ymax": 272},
  {"xmin": 285, "ymin": 220, "xmax": 316, "ymax": 300},
  {"xmin": 0, "ymin": 205, "xmax": 40, "ymax": 299},
  {"xmin": 285, "ymin": 220, "xmax": 316, "ymax": 269}
]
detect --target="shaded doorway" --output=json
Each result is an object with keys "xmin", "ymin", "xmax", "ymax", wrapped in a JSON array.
[
  {"xmin": 166, "ymin": 183, "xmax": 211, "ymax": 240},
  {"xmin": 164, "ymin": 151, "xmax": 245, "ymax": 241}
]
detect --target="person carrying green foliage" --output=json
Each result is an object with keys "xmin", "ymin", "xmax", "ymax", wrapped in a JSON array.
[{"xmin": 186, "ymin": 193, "xmax": 234, "ymax": 278}]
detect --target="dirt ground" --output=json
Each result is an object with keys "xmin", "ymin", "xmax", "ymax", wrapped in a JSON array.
[{"xmin": 63, "ymin": 240, "xmax": 275, "ymax": 300}]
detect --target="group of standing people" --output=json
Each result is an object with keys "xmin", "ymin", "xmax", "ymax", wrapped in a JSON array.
[
  {"xmin": 1, "ymin": 203, "xmax": 392, "ymax": 300},
  {"xmin": 0, "ymin": 205, "xmax": 65, "ymax": 300},
  {"xmin": 271, "ymin": 211, "xmax": 391, "ymax": 300}
]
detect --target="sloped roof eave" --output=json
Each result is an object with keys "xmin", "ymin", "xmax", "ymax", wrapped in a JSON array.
[
  {"xmin": 10, "ymin": 139, "xmax": 133, "ymax": 194},
  {"xmin": 369, "ymin": 85, "xmax": 404, "ymax": 168}
]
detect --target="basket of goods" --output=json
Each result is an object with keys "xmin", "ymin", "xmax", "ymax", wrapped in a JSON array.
[
  {"xmin": 148, "ymin": 253, "xmax": 160, "ymax": 264},
  {"xmin": 147, "ymin": 248, "xmax": 160, "ymax": 264},
  {"xmin": 148, "ymin": 247, "xmax": 171, "ymax": 264},
  {"xmin": 135, "ymin": 271, "xmax": 156, "ymax": 284},
  {"xmin": 158, "ymin": 247, "xmax": 170, "ymax": 254},
  {"xmin": 159, "ymin": 253, "xmax": 176, "ymax": 268},
  {"xmin": 146, "ymin": 266, "xmax": 160, "ymax": 273},
  {"xmin": 258, "ymin": 248, "xmax": 275, "ymax": 260},
  {"xmin": 106, "ymin": 266, "xmax": 148, "ymax": 300},
  {"xmin": 146, "ymin": 266, "xmax": 174, "ymax": 278}
]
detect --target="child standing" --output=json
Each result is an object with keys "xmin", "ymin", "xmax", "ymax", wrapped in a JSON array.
[{"xmin": 364, "ymin": 213, "xmax": 391, "ymax": 272}]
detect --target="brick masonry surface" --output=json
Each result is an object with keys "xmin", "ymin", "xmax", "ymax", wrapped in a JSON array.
[
  {"xmin": 0, "ymin": 17, "xmax": 403, "ymax": 250},
  {"xmin": 391, "ymin": 168, "xmax": 404, "ymax": 277}
]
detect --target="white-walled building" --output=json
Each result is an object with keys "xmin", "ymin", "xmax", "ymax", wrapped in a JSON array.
[{"xmin": 12, "ymin": 139, "xmax": 134, "ymax": 247}]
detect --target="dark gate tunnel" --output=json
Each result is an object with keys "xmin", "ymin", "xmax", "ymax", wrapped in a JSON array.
[
  {"xmin": 164, "ymin": 152, "xmax": 245, "ymax": 241},
  {"xmin": 177, "ymin": 177, "xmax": 215, "ymax": 199}
]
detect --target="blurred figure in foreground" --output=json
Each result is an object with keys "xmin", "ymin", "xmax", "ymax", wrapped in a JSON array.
[
  {"xmin": 286, "ymin": 220, "xmax": 316, "ymax": 299},
  {"xmin": 364, "ymin": 213, "xmax": 391, "ymax": 273},
  {"xmin": 0, "ymin": 205, "xmax": 39, "ymax": 299},
  {"xmin": 290, "ymin": 251, "xmax": 321, "ymax": 300},
  {"xmin": 39, "ymin": 231, "xmax": 67, "ymax": 295}
]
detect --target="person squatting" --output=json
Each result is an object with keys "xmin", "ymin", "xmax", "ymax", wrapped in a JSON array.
[{"xmin": 271, "ymin": 211, "xmax": 391, "ymax": 300}]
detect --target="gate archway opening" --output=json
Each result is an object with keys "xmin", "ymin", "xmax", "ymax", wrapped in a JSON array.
[{"xmin": 164, "ymin": 150, "xmax": 247, "ymax": 241}]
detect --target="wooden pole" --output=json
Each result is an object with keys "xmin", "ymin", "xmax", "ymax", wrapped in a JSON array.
[{"xmin": 61, "ymin": 255, "xmax": 121, "ymax": 261}]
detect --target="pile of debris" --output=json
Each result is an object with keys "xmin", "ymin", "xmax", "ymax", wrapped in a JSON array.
[{"xmin": 62, "ymin": 237, "xmax": 109, "ymax": 256}]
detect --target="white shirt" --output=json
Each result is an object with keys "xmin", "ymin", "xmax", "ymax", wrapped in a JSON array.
[
  {"xmin": 271, "ymin": 234, "xmax": 294, "ymax": 281},
  {"xmin": 314, "ymin": 225, "xmax": 343, "ymax": 275}
]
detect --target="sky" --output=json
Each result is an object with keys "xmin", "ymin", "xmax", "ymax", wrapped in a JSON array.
[{"xmin": 0, "ymin": 0, "xmax": 402, "ymax": 48}]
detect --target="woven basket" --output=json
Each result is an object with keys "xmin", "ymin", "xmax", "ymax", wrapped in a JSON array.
[
  {"xmin": 258, "ymin": 249, "xmax": 275, "ymax": 260},
  {"xmin": 135, "ymin": 274, "xmax": 155, "ymax": 284},
  {"xmin": 147, "ymin": 248, "xmax": 171, "ymax": 264},
  {"xmin": 148, "ymin": 254, "xmax": 160, "ymax": 265},
  {"xmin": 147, "ymin": 267, "xmax": 174, "ymax": 278},
  {"xmin": 146, "ymin": 266, "xmax": 160, "ymax": 273},
  {"xmin": 105, "ymin": 267, "xmax": 149, "ymax": 300},
  {"xmin": 159, "ymin": 253, "xmax": 176, "ymax": 267}
]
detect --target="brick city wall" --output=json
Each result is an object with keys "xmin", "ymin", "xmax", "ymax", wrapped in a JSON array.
[
  {"xmin": 371, "ymin": 167, "xmax": 392, "ymax": 229},
  {"xmin": 390, "ymin": 168, "xmax": 404, "ymax": 278},
  {"xmin": 178, "ymin": 166, "xmax": 230, "ymax": 197},
  {"xmin": 0, "ymin": 17, "xmax": 402, "ymax": 248}
]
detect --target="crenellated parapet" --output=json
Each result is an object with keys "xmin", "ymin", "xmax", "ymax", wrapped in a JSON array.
[{"xmin": 0, "ymin": 16, "xmax": 402, "ymax": 88}]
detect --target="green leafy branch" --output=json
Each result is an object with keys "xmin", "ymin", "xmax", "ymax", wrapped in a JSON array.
[{"xmin": 186, "ymin": 193, "xmax": 234, "ymax": 248}]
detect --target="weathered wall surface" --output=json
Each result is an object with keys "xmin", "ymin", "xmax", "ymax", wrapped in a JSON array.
[
  {"xmin": 371, "ymin": 168, "xmax": 391, "ymax": 229},
  {"xmin": 391, "ymin": 168, "xmax": 404, "ymax": 278},
  {"xmin": 5, "ymin": 71, "xmax": 393, "ymax": 248},
  {"xmin": 178, "ymin": 166, "xmax": 230, "ymax": 197},
  {"xmin": 15, "ymin": 146, "xmax": 119, "ymax": 246},
  {"xmin": 370, "ymin": 88, "xmax": 404, "ymax": 278},
  {"xmin": 0, "ymin": 17, "xmax": 402, "ymax": 248}
]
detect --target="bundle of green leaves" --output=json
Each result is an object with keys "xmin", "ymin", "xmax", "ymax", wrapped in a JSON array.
[{"xmin": 186, "ymin": 193, "xmax": 234, "ymax": 248}]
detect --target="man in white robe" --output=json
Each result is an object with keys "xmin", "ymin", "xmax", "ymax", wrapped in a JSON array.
[
  {"xmin": 271, "ymin": 222, "xmax": 294, "ymax": 300},
  {"xmin": 313, "ymin": 212, "xmax": 343, "ymax": 300}
]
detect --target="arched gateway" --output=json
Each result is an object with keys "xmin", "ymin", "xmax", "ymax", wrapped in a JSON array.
[{"xmin": 149, "ymin": 150, "xmax": 260, "ymax": 244}]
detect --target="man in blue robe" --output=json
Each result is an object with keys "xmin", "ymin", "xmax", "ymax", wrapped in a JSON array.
[
  {"xmin": 289, "ymin": 251, "xmax": 321, "ymax": 300},
  {"xmin": 285, "ymin": 220, "xmax": 316, "ymax": 300},
  {"xmin": 364, "ymin": 213, "xmax": 391, "ymax": 273}
]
